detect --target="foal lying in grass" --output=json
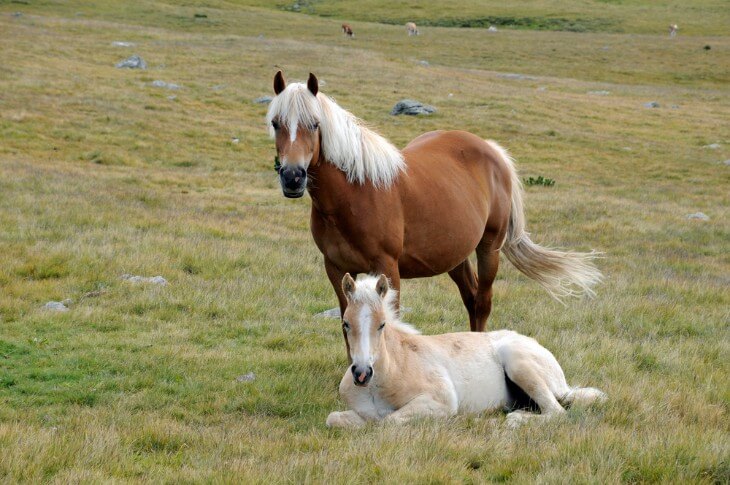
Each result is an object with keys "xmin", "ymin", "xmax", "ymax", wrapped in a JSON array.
[{"xmin": 326, "ymin": 274, "xmax": 606, "ymax": 428}]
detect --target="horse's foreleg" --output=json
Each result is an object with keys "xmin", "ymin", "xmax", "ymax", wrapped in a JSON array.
[
  {"xmin": 324, "ymin": 258, "xmax": 352, "ymax": 362},
  {"xmin": 448, "ymin": 259, "xmax": 478, "ymax": 331},
  {"xmin": 383, "ymin": 394, "xmax": 454, "ymax": 425},
  {"xmin": 326, "ymin": 410, "xmax": 366, "ymax": 428}
]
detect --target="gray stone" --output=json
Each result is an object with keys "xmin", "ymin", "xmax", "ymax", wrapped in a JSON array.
[
  {"xmin": 643, "ymin": 101, "xmax": 660, "ymax": 108},
  {"xmin": 498, "ymin": 73, "xmax": 537, "ymax": 81},
  {"xmin": 167, "ymin": 95, "xmax": 177, "ymax": 101},
  {"xmin": 487, "ymin": 26, "xmax": 498, "ymax": 32},
  {"xmin": 121, "ymin": 274, "xmax": 168, "ymax": 285},
  {"xmin": 686, "ymin": 212, "xmax": 709, "ymax": 221},
  {"xmin": 724, "ymin": 160, "xmax": 730, "ymax": 166},
  {"xmin": 11, "ymin": 12, "xmax": 22, "ymax": 18},
  {"xmin": 236, "ymin": 372, "xmax": 256, "ymax": 383},
  {"xmin": 151, "ymin": 80, "xmax": 180, "ymax": 90},
  {"xmin": 212, "ymin": 84, "xmax": 225, "ymax": 91},
  {"xmin": 703, "ymin": 143, "xmax": 721, "ymax": 149},
  {"xmin": 253, "ymin": 96, "xmax": 273, "ymax": 104},
  {"xmin": 43, "ymin": 301, "xmax": 69, "ymax": 312},
  {"xmin": 588, "ymin": 90, "xmax": 610, "ymax": 95},
  {"xmin": 231, "ymin": 137, "xmax": 240, "ymax": 144},
  {"xmin": 418, "ymin": 60, "xmax": 430, "ymax": 66},
  {"xmin": 112, "ymin": 41, "xmax": 134, "ymax": 47},
  {"xmin": 115, "ymin": 54, "xmax": 146, "ymax": 69},
  {"xmin": 391, "ymin": 99, "xmax": 436, "ymax": 116},
  {"xmin": 61, "ymin": 298, "xmax": 73, "ymax": 307}
]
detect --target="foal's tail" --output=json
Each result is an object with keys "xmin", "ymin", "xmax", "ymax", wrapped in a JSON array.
[
  {"xmin": 485, "ymin": 140, "xmax": 603, "ymax": 302},
  {"xmin": 560, "ymin": 387, "xmax": 607, "ymax": 407}
]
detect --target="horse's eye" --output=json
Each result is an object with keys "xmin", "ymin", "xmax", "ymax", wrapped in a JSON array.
[
  {"xmin": 378, "ymin": 322, "xmax": 385, "ymax": 331},
  {"xmin": 342, "ymin": 321, "xmax": 350, "ymax": 331},
  {"xmin": 311, "ymin": 122, "xmax": 320, "ymax": 130},
  {"xmin": 272, "ymin": 120, "xmax": 280, "ymax": 130}
]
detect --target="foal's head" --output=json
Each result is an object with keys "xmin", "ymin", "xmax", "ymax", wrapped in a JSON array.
[
  {"xmin": 267, "ymin": 71, "xmax": 322, "ymax": 198},
  {"xmin": 341, "ymin": 273, "xmax": 394, "ymax": 387}
]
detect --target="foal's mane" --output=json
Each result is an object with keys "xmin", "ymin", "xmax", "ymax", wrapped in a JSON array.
[
  {"xmin": 266, "ymin": 83, "xmax": 406, "ymax": 187},
  {"xmin": 350, "ymin": 275, "xmax": 420, "ymax": 335}
]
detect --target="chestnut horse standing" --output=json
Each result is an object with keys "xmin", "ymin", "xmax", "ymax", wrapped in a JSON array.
[
  {"xmin": 267, "ymin": 71, "xmax": 601, "ymax": 346},
  {"xmin": 341, "ymin": 23, "xmax": 354, "ymax": 38}
]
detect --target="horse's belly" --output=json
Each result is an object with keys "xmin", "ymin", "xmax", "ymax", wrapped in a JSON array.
[{"xmin": 453, "ymin": 358, "xmax": 510, "ymax": 414}]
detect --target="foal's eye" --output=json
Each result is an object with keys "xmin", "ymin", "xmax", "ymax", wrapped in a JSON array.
[
  {"xmin": 310, "ymin": 122, "xmax": 319, "ymax": 130},
  {"xmin": 342, "ymin": 321, "xmax": 350, "ymax": 331},
  {"xmin": 378, "ymin": 322, "xmax": 385, "ymax": 331},
  {"xmin": 271, "ymin": 120, "xmax": 280, "ymax": 130}
]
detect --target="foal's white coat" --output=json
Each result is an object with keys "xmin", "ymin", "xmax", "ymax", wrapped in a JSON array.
[{"xmin": 326, "ymin": 274, "xmax": 606, "ymax": 428}]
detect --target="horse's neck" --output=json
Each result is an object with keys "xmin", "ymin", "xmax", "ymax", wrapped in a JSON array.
[
  {"xmin": 376, "ymin": 326, "xmax": 411, "ymax": 382},
  {"xmin": 307, "ymin": 160, "xmax": 383, "ymax": 217}
]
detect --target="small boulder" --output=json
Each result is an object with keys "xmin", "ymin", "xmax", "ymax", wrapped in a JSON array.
[
  {"xmin": 391, "ymin": 99, "xmax": 436, "ymax": 116},
  {"xmin": 487, "ymin": 26, "xmax": 498, "ymax": 32},
  {"xmin": 588, "ymin": 90, "xmax": 610, "ymax": 95},
  {"xmin": 253, "ymin": 96, "xmax": 273, "ymax": 104},
  {"xmin": 643, "ymin": 101, "xmax": 660, "ymax": 108},
  {"xmin": 723, "ymin": 160, "xmax": 730, "ymax": 166},
  {"xmin": 686, "ymin": 212, "xmax": 709, "ymax": 221},
  {"xmin": 43, "ymin": 301, "xmax": 69, "ymax": 312},
  {"xmin": 121, "ymin": 274, "xmax": 168, "ymax": 285},
  {"xmin": 115, "ymin": 54, "xmax": 146, "ymax": 69},
  {"xmin": 151, "ymin": 80, "xmax": 180, "ymax": 90},
  {"xmin": 703, "ymin": 143, "xmax": 721, "ymax": 149},
  {"xmin": 418, "ymin": 60, "xmax": 430, "ymax": 67},
  {"xmin": 236, "ymin": 372, "xmax": 256, "ymax": 383},
  {"xmin": 112, "ymin": 41, "xmax": 134, "ymax": 47}
]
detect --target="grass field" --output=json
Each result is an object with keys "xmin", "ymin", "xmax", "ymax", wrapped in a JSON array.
[{"xmin": 0, "ymin": 0, "xmax": 728, "ymax": 482}]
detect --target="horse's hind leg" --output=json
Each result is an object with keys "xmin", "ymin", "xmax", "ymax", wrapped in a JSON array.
[
  {"xmin": 448, "ymin": 260, "xmax": 478, "ymax": 331},
  {"xmin": 473, "ymin": 234, "xmax": 502, "ymax": 332},
  {"xmin": 500, "ymin": 341, "xmax": 569, "ymax": 427}
]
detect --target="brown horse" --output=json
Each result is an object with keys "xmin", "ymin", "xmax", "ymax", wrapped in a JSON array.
[
  {"xmin": 341, "ymin": 23, "xmax": 354, "ymax": 38},
  {"xmin": 267, "ymin": 71, "xmax": 601, "ymax": 342}
]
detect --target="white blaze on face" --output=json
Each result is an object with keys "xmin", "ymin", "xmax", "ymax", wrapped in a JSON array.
[{"xmin": 352, "ymin": 304, "xmax": 373, "ymax": 367}]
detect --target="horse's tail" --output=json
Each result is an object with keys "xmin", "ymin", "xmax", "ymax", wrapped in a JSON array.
[
  {"xmin": 485, "ymin": 140, "xmax": 603, "ymax": 302},
  {"xmin": 560, "ymin": 387, "xmax": 607, "ymax": 407}
]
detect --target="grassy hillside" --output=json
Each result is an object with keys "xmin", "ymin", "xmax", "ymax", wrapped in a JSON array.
[{"xmin": 0, "ymin": 1, "xmax": 728, "ymax": 482}]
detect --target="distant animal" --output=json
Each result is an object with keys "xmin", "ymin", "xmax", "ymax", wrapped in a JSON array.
[
  {"xmin": 325, "ymin": 274, "xmax": 607, "ymax": 428},
  {"xmin": 669, "ymin": 24, "xmax": 678, "ymax": 37},
  {"xmin": 405, "ymin": 22, "xmax": 419, "ymax": 36},
  {"xmin": 267, "ymin": 71, "xmax": 601, "ymax": 357},
  {"xmin": 342, "ymin": 23, "xmax": 354, "ymax": 38}
]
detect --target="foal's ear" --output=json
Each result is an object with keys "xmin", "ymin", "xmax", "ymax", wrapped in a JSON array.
[
  {"xmin": 342, "ymin": 273, "xmax": 356, "ymax": 299},
  {"xmin": 307, "ymin": 73, "xmax": 318, "ymax": 96},
  {"xmin": 376, "ymin": 274, "xmax": 389, "ymax": 298},
  {"xmin": 273, "ymin": 70, "xmax": 286, "ymax": 95}
]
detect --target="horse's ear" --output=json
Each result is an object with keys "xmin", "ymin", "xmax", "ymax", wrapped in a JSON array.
[
  {"xmin": 376, "ymin": 274, "xmax": 389, "ymax": 298},
  {"xmin": 342, "ymin": 273, "xmax": 356, "ymax": 299},
  {"xmin": 274, "ymin": 70, "xmax": 286, "ymax": 95},
  {"xmin": 307, "ymin": 73, "xmax": 318, "ymax": 97}
]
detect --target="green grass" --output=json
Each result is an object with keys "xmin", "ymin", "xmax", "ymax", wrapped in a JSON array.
[{"xmin": 0, "ymin": 1, "xmax": 728, "ymax": 482}]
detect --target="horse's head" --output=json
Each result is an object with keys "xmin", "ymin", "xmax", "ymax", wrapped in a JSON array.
[
  {"xmin": 341, "ymin": 273, "xmax": 392, "ymax": 387},
  {"xmin": 267, "ymin": 71, "xmax": 322, "ymax": 198}
]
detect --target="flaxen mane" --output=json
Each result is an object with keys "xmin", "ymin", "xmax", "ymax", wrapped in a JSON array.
[{"xmin": 266, "ymin": 83, "xmax": 405, "ymax": 187}]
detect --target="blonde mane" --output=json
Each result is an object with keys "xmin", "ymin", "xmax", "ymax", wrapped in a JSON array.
[
  {"xmin": 350, "ymin": 274, "xmax": 420, "ymax": 335},
  {"xmin": 266, "ymin": 83, "xmax": 406, "ymax": 187}
]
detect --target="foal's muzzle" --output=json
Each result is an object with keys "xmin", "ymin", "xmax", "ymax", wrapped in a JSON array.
[
  {"xmin": 352, "ymin": 364, "xmax": 373, "ymax": 387},
  {"xmin": 279, "ymin": 166, "xmax": 307, "ymax": 198}
]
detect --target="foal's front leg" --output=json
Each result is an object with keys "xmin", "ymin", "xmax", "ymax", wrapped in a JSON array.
[
  {"xmin": 384, "ymin": 395, "xmax": 454, "ymax": 425},
  {"xmin": 326, "ymin": 410, "xmax": 366, "ymax": 428}
]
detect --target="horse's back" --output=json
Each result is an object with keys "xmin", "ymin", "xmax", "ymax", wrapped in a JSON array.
[{"xmin": 395, "ymin": 130, "xmax": 513, "ymax": 277}]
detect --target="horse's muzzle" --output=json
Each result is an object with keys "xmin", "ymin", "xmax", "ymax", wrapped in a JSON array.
[
  {"xmin": 279, "ymin": 166, "xmax": 307, "ymax": 198},
  {"xmin": 352, "ymin": 364, "xmax": 373, "ymax": 387}
]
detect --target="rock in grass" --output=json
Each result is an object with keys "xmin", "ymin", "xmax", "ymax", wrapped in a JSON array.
[
  {"xmin": 253, "ymin": 96, "xmax": 273, "ymax": 104},
  {"xmin": 588, "ymin": 90, "xmax": 610, "ymax": 95},
  {"xmin": 724, "ymin": 160, "xmax": 730, "ymax": 166},
  {"xmin": 43, "ymin": 301, "xmax": 69, "ymax": 312},
  {"xmin": 686, "ymin": 212, "xmax": 709, "ymax": 221},
  {"xmin": 703, "ymin": 143, "xmax": 721, "ymax": 149},
  {"xmin": 121, "ymin": 274, "xmax": 168, "ymax": 285},
  {"xmin": 391, "ymin": 99, "xmax": 436, "ymax": 116},
  {"xmin": 115, "ymin": 54, "xmax": 147, "ymax": 69},
  {"xmin": 643, "ymin": 101, "xmax": 660, "ymax": 108},
  {"xmin": 151, "ymin": 80, "xmax": 180, "ymax": 90},
  {"xmin": 236, "ymin": 372, "xmax": 256, "ymax": 383},
  {"xmin": 112, "ymin": 41, "xmax": 134, "ymax": 47}
]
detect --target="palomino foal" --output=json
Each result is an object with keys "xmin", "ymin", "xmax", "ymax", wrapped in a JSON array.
[{"xmin": 326, "ymin": 274, "xmax": 606, "ymax": 428}]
